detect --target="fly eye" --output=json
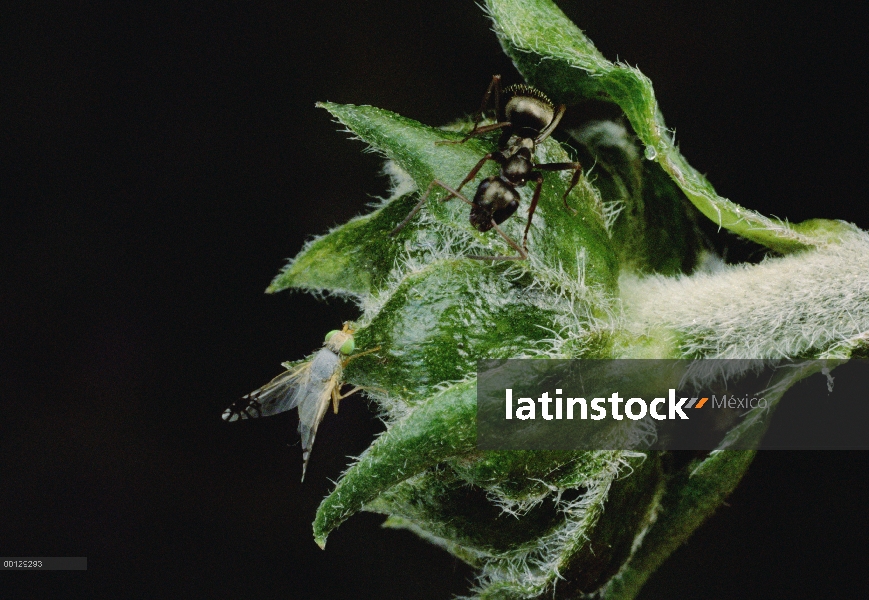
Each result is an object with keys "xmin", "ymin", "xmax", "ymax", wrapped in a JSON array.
[
  {"xmin": 340, "ymin": 338, "xmax": 356, "ymax": 355},
  {"xmin": 325, "ymin": 330, "xmax": 340, "ymax": 342}
]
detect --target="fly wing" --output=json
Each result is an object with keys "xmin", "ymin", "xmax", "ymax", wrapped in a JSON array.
[
  {"xmin": 222, "ymin": 360, "xmax": 311, "ymax": 422},
  {"xmin": 223, "ymin": 347, "xmax": 344, "ymax": 482},
  {"xmin": 298, "ymin": 369, "xmax": 342, "ymax": 482}
]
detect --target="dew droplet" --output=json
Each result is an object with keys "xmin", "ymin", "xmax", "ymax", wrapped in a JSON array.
[{"xmin": 644, "ymin": 145, "xmax": 657, "ymax": 160}]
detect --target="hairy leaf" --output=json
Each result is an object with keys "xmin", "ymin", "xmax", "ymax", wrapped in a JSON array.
[{"xmin": 485, "ymin": 0, "xmax": 853, "ymax": 253}]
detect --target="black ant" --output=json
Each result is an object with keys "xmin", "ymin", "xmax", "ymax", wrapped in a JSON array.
[{"xmin": 389, "ymin": 75, "xmax": 583, "ymax": 260}]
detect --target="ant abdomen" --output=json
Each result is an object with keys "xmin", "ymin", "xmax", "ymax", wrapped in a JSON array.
[{"xmin": 503, "ymin": 84, "xmax": 555, "ymax": 138}]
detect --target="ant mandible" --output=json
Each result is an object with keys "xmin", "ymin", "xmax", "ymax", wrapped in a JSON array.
[{"xmin": 390, "ymin": 75, "xmax": 583, "ymax": 260}]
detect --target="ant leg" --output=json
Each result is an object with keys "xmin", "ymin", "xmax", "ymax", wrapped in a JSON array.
[
  {"xmin": 533, "ymin": 104, "xmax": 566, "ymax": 145},
  {"xmin": 390, "ymin": 180, "xmax": 437, "ymax": 236},
  {"xmin": 467, "ymin": 219, "xmax": 528, "ymax": 261},
  {"xmin": 455, "ymin": 153, "xmax": 501, "ymax": 193},
  {"xmin": 436, "ymin": 122, "xmax": 511, "ymax": 145},
  {"xmin": 473, "ymin": 74, "xmax": 501, "ymax": 130},
  {"xmin": 436, "ymin": 75, "xmax": 503, "ymax": 145},
  {"xmin": 522, "ymin": 174, "xmax": 545, "ymax": 249},
  {"xmin": 491, "ymin": 74, "xmax": 502, "ymax": 122},
  {"xmin": 390, "ymin": 180, "xmax": 470, "ymax": 236},
  {"xmin": 492, "ymin": 220, "xmax": 528, "ymax": 259},
  {"xmin": 435, "ymin": 181, "xmax": 474, "ymax": 206},
  {"xmin": 537, "ymin": 161, "xmax": 583, "ymax": 215}
]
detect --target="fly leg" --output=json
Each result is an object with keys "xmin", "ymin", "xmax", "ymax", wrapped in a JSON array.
[
  {"xmin": 330, "ymin": 385, "xmax": 357, "ymax": 413},
  {"xmin": 334, "ymin": 345, "xmax": 383, "ymax": 412},
  {"xmin": 331, "ymin": 384, "xmax": 388, "ymax": 414},
  {"xmin": 340, "ymin": 346, "xmax": 381, "ymax": 369}
]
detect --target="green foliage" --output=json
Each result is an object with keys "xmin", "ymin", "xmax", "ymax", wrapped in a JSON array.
[
  {"xmin": 485, "ymin": 0, "xmax": 856, "ymax": 254},
  {"xmin": 257, "ymin": 1, "xmax": 869, "ymax": 597}
]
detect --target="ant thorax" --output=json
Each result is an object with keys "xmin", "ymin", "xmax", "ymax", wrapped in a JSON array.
[
  {"xmin": 501, "ymin": 146, "xmax": 534, "ymax": 185},
  {"xmin": 502, "ymin": 137, "xmax": 535, "ymax": 155}
]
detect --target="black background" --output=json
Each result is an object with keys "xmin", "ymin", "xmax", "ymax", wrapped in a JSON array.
[{"xmin": 3, "ymin": 1, "xmax": 868, "ymax": 598}]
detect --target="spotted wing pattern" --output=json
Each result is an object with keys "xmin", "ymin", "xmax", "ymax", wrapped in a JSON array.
[
  {"xmin": 222, "ymin": 361, "xmax": 312, "ymax": 422},
  {"xmin": 223, "ymin": 348, "xmax": 345, "ymax": 481}
]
